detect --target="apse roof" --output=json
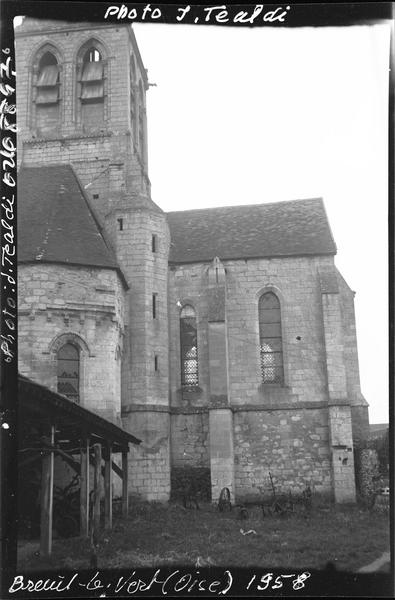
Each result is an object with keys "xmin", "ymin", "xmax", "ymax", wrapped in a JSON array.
[{"xmin": 18, "ymin": 164, "xmax": 126, "ymax": 284}]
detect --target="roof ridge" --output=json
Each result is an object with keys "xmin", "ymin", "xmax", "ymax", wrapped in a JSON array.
[{"xmin": 166, "ymin": 197, "xmax": 324, "ymax": 215}]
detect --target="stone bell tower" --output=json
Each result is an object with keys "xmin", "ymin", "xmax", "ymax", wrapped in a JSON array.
[
  {"xmin": 95, "ymin": 25, "xmax": 171, "ymax": 502},
  {"xmin": 16, "ymin": 19, "xmax": 171, "ymax": 501}
]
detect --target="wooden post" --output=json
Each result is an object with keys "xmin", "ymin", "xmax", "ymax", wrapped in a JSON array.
[
  {"xmin": 93, "ymin": 444, "xmax": 102, "ymax": 535},
  {"xmin": 40, "ymin": 424, "xmax": 55, "ymax": 556},
  {"xmin": 104, "ymin": 442, "xmax": 112, "ymax": 530},
  {"xmin": 80, "ymin": 435, "xmax": 90, "ymax": 538},
  {"xmin": 122, "ymin": 450, "xmax": 129, "ymax": 518}
]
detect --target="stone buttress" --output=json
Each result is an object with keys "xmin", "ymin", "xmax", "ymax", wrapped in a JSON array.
[
  {"xmin": 207, "ymin": 257, "xmax": 235, "ymax": 503},
  {"xmin": 319, "ymin": 268, "xmax": 356, "ymax": 502}
]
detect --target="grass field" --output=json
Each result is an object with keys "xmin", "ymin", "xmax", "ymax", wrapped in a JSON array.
[{"xmin": 17, "ymin": 499, "xmax": 390, "ymax": 573}]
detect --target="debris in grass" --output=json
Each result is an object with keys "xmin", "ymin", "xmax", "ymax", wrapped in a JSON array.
[
  {"xmin": 240, "ymin": 528, "xmax": 257, "ymax": 536},
  {"xmin": 195, "ymin": 556, "xmax": 214, "ymax": 567}
]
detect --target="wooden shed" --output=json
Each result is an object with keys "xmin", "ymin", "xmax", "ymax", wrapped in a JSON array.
[{"xmin": 18, "ymin": 374, "xmax": 140, "ymax": 556}]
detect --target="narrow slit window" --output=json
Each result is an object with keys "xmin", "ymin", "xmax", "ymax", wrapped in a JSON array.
[
  {"xmin": 152, "ymin": 234, "xmax": 157, "ymax": 253},
  {"xmin": 118, "ymin": 218, "xmax": 123, "ymax": 231},
  {"xmin": 57, "ymin": 343, "xmax": 80, "ymax": 402},
  {"xmin": 180, "ymin": 305, "xmax": 199, "ymax": 386},
  {"xmin": 259, "ymin": 292, "xmax": 284, "ymax": 384},
  {"xmin": 152, "ymin": 293, "xmax": 157, "ymax": 319},
  {"xmin": 154, "ymin": 355, "xmax": 159, "ymax": 371}
]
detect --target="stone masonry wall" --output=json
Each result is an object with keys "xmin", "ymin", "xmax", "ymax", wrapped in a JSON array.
[
  {"xmin": 337, "ymin": 271, "xmax": 369, "ymax": 442},
  {"xmin": 123, "ymin": 411, "xmax": 170, "ymax": 502},
  {"xmin": 225, "ymin": 256, "xmax": 331, "ymax": 406},
  {"xmin": 18, "ymin": 264, "xmax": 125, "ymax": 421},
  {"xmin": 328, "ymin": 405, "xmax": 356, "ymax": 503},
  {"xmin": 234, "ymin": 408, "xmax": 332, "ymax": 500},
  {"xmin": 168, "ymin": 255, "xmax": 343, "ymax": 500},
  {"xmin": 168, "ymin": 255, "xmax": 335, "ymax": 408},
  {"xmin": 170, "ymin": 412, "xmax": 210, "ymax": 468}
]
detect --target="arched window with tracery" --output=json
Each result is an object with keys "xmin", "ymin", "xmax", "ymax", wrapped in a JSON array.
[
  {"xmin": 57, "ymin": 343, "xmax": 80, "ymax": 402},
  {"xmin": 259, "ymin": 292, "xmax": 284, "ymax": 384},
  {"xmin": 34, "ymin": 50, "xmax": 60, "ymax": 136},
  {"xmin": 77, "ymin": 42, "xmax": 105, "ymax": 131},
  {"xmin": 180, "ymin": 305, "xmax": 199, "ymax": 386}
]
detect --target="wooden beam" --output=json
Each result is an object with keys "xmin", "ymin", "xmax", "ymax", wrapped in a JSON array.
[
  {"xmin": 19, "ymin": 446, "xmax": 80, "ymax": 473},
  {"xmin": 104, "ymin": 442, "xmax": 112, "ymax": 530},
  {"xmin": 40, "ymin": 425, "xmax": 55, "ymax": 557},
  {"xmin": 112, "ymin": 460, "xmax": 123, "ymax": 479},
  {"xmin": 80, "ymin": 435, "xmax": 90, "ymax": 538},
  {"xmin": 122, "ymin": 451, "xmax": 128, "ymax": 518},
  {"xmin": 93, "ymin": 443, "xmax": 102, "ymax": 538}
]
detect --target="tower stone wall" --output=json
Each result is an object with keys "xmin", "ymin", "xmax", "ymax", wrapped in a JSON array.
[{"xmin": 117, "ymin": 204, "xmax": 171, "ymax": 501}]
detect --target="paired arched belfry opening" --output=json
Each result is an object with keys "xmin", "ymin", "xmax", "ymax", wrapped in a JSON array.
[
  {"xmin": 30, "ymin": 39, "xmax": 148, "ymax": 152},
  {"xmin": 31, "ymin": 39, "xmax": 107, "ymax": 135}
]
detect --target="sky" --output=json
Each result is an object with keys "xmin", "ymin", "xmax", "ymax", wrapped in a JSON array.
[{"xmin": 133, "ymin": 22, "xmax": 391, "ymax": 424}]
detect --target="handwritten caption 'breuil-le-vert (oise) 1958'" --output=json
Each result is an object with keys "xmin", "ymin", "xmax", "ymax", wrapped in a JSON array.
[
  {"xmin": 104, "ymin": 4, "xmax": 291, "ymax": 24},
  {"xmin": 1, "ymin": 47, "xmax": 17, "ymax": 365},
  {"xmin": 8, "ymin": 569, "xmax": 312, "ymax": 595}
]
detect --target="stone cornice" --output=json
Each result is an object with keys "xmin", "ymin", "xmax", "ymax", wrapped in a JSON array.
[
  {"xmin": 328, "ymin": 399, "xmax": 351, "ymax": 407},
  {"xmin": 122, "ymin": 400, "xmax": 331, "ymax": 416}
]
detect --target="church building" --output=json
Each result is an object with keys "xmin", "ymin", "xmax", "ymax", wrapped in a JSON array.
[{"xmin": 16, "ymin": 18, "xmax": 369, "ymax": 505}]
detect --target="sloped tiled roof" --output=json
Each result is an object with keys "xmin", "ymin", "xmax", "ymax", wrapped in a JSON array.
[
  {"xmin": 18, "ymin": 165, "xmax": 122, "ymax": 275},
  {"xmin": 167, "ymin": 198, "xmax": 337, "ymax": 264}
]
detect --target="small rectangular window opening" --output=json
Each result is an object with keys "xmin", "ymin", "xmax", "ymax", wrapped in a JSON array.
[
  {"xmin": 93, "ymin": 193, "xmax": 99, "ymax": 199},
  {"xmin": 154, "ymin": 355, "xmax": 159, "ymax": 371},
  {"xmin": 152, "ymin": 293, "xmax": 157, "ymax": 319},
  {"xmin": 118, "ymin": 218, "xmax": 123, "ymax": 231},
  {"xmin": 152, "ymin": 234, "xmax": 157, "ymax": 253}
]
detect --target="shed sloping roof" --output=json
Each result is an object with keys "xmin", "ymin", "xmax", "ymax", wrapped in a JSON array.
[
  {"xmin": 167, "ymin": 198, "xmax": 337, "ymax": 264},
  {"xmin": 18, "ymin": 374, "xmax": 140, "ymax": 451},
  {"xmin": 18, "ymin": 165, "xmax": 120, "ymax": 271}
]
